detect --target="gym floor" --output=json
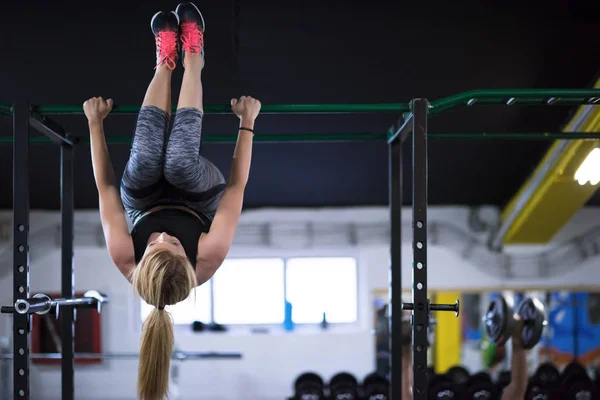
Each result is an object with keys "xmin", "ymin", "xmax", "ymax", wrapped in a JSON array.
[{"xmin": 1, "ymin": 1, "xmax": 600, "ymax": 399}]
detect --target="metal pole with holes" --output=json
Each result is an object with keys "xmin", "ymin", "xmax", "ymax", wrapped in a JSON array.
[{"xmin": 13, "ymin": 101, "xmax": 31, "ymax": 399}]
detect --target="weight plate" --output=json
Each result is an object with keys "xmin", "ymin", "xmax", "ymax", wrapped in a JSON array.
[
  {"xmin": 294, "ymin": 372, "xmax": 324, "ymax": 391},
  {"xmin": 516, "ymin": 297, "xmax": 546, "ymax": 349},
  {"xmin": 533, "ymin": 362, "xmax": 559, "ymax": 386},
  {"xmin": 564, "ymin": 380, "xmax": 599, "ymax": 400},
  {"xmin": 428, "ymin": 375, "xmax": 456, "ymax": 400},
  {"xmin": 484, "ymin": 295, "xmax": 515, "ymax": 346},
  {"xmin": 446, "ymin": 365, "xmax": 470, "ymax": 386},
  {"xmin": 362, "ymin": 372, "xmax": 389, "ymax": 400},
  {"xmin": 329, "ymin": 372, "xmax": 359, "ymax": 400}
]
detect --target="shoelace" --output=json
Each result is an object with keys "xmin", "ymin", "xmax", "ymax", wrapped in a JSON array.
[
  {"xmin": 180, "ymin": 22, "xmax": 204, "ymax": 56},
  {"xmin": 155, "ymin": 30, "xmax": 178, "ymax": 70}
]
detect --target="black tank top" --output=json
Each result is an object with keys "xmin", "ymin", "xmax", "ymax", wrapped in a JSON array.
[{"xmin": 131, "ymin": 209, "xmax": 212, "ymax": 268}]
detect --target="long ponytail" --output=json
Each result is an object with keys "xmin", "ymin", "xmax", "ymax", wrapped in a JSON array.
[{"xmin": 131, "ymin": 249, "xmax": 197, "ymax": 400}]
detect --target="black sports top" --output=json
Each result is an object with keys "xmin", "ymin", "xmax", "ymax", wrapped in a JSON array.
[{"xmin": 131, "ymin": 209, "xmax": 212, "ymax": 268}]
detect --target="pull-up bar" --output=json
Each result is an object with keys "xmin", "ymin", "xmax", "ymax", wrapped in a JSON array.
[
  {"xmin": 1, "ymin": 88, "xmax": 598, "ymax": 117},
  {"xmin": 1, "ymin": 131, "xmax": 600, "ymax": 145}
]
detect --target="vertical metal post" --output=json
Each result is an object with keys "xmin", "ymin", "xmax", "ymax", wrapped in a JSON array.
[
  {"xmin": 13, "ymin": 102, "xmax": 31, "ymax": 399},
  {"xmin": 388, "ymin": 137, "xmax": 403, "ymax": 398},
  {"xmin": 412, "ymin": 98, "xmax": 429, "ymax": 399},
  {"xmin": 60, "ymin": 142, "xmax": 75, "ymax": 400}
]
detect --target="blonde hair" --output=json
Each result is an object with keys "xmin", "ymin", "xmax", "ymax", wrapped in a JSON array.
[{"xmin": 130, "ymin": 248, "xmax": 197, "ymax": 400}]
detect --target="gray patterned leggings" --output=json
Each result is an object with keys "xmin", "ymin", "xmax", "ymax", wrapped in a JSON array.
[{"xmin": 120, "ymin": 106, "xmax": 226, "ymax": 225}]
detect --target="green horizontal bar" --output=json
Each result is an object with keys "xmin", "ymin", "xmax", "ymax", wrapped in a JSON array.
[
  {"xmin": 429, "ymin": 89, "xmax": 600, "ymax": 116},
  {"xmin": 32, "ymin": 103, "xmax": 407, "ymax": 115},
  {"xmin": 0, "ymin": 104, "xmax": 11, "ymax": 116},
  {"xmin": 2, "ymin": 89, "xmax": 599, "ymax": 118},
  {"xmin": 1, "ymin": 132, "xmax": 599, "ymax": 145}
]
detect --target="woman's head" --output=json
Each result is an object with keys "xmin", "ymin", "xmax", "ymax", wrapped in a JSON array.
[
  {"xmin": 144, "ymin": 232, "xmax": 187, "ymax": 259},
  {"xmin": 130, "ymin": 247, "xmax": 197, "ymax": 400}
]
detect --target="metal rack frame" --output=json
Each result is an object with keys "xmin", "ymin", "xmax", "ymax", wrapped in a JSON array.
[{"xmin": 2, "ymin": 89, "xmax": 600, "ymax": 400}]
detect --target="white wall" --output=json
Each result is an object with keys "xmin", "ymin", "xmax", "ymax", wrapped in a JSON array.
[{"xmin": 0, "ymin": 206, "xmax": 599, "ymax": 399}]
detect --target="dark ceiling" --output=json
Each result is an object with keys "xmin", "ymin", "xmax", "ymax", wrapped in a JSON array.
[{"xmin": 1, "ymin": 0, "xmax": 600, "ymax": 210}]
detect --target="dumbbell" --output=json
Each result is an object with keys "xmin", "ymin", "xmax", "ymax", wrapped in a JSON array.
[
  {"xmin": 495, "ymin": 370, "xmax": 511, "ymax": 395},
  {"xmin": 362, "ymin": 372, "xmax": 389, "ymax": 400},
  {"xmin": 428, "ymin": 374, "xmax": 458, "ymax": 400},
  {"xmin": 522, "ymin": 362, "xmax": 559, "ymax": 400},
  {"xmin": 446, "ymin": 365, "xmax": 470, "ymax": 388},
  {"xmin": 329, "ymin": 372, "xmax": 359, "ymax": 400},
  {"xmin": 463, "ymin": 372, "xmax": 496, "ymax": 400},
  {"xmin": 483, "ymin": 296, "xmax": 546, "ymax": 349},
  {"xmin": 560, "ymin": 361, "xmax": 599, "ymax": 400},
  {"xmin": 293, "ymin": 372, "xmax": 326, "ymax": 400}
]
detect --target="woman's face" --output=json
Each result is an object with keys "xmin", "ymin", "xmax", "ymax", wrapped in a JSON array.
[{"xmin": 144, "ymin": 232, "xmax": 186, "ymax": 258}]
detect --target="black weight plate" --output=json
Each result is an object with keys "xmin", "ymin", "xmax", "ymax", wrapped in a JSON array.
[
  {"xmin": 294, "ymin": 372, "xmax": 325, "ymax": 391},
  {"xmin": 561, "ymin": 361, "xmax": 590, "ymax": 386},
  {"xmin": 496, "ymin": 370, "xmax": 511, "ymax": 392},
  {"xmin": 329, "ymin": 372, "xmax": 359, "ymax": 400},
  {"xmin": 484, "ymin": 295, "xmax": 515, "ymax": 346},
  {"xmin": 564, "ymin": 379, "xmax": 599, "ymax": 400},
  {"xmin": 446, "ymin": 365, "xmax": 470, "ymax": 386},
  {"xmin": 428, "ymin": 375, "xmax": 456, "ymax": 400},
  {"xmin": 363, "ymin": 372, "xmax": 389, "ymax": 400},
  {"xmin": 525, "ymin": 382, "xmax": 551, "ymax": 400},
  {"xmin": 516, "ymin": 297, "xmax": 546, "ymax": 349},
  {"xmin": 464, "ymin": 372, "xmax": 495, "ymax": 400},
  {"xmin": 533, "ymin": 362, "xmax": 559, "ymax": 386}
]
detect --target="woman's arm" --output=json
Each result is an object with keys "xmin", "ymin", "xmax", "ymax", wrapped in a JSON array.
[
  {"xmin": 84, "ymin": 97, "xmax": 135, "ymax": 279},
  {"xmin": 500, "ymin": 317, "xmax": 529, "ymax": 400},
  {"xmin": 196, "ymin": 97, "xmax": 261, "ymax": 283}
]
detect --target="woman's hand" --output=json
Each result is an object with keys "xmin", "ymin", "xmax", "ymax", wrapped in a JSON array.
[
  {"xmin": 83, "ymin": 97, "xmax": 113, "ymax": 124},
  {"xmin": 231, "ymin": 96, "xmax": 261, "ymax": 121}
]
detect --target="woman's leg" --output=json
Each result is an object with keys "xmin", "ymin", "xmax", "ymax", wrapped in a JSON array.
[
  {"xmin": 164, "ymin": 4, "xmax": 225, "ymax": 212},
  {"xmin": 121, "ymin": 12, "xmax": 179, "ymax": 219}
]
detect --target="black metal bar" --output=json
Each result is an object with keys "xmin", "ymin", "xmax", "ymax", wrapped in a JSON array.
[
  {"xmin": 12, "ymin": 293, "xmax": 109, "ymax": 315},
  {"xmin": 29, "ymin": 115, "xmax": 73, "ymax": 147},
  {"xmin": 387, "ymin": 112, "xmax": 414, "ymax": 144},
  {"xmin": 403, "ymin": 301, "xmax": 459, "ymax": 315},
  {"xmin": 60, "ymin": 142, "xmax": 75, "ymax": 400},
  {"xmin": 388, "ymin": 127, "xmax": 404, "ymax": 397},
  {"xmin": 0, "ymin": 351, "xmax": 243, "ymax": 360},
  {"xmin": 412, "ymin": 98, "xmax": 429, "ymax": 399},
  {"xmin": 13, "ymin": 101, "xmax": 31, "ymax": 399}
]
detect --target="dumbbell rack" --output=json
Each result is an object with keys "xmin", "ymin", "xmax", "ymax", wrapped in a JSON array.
[{"xmin": 389, "ymin": 99, "xmax": 460, "ymax": 399}]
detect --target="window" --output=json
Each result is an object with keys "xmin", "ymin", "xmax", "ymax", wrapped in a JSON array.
[
  {"xmin": 141, "ymin": 283, "xmax": 211, "ymax": 325},
  {"xmin": 213, "ymin": 258, "xmax": 285, "ymax": 324},
  {"xmin": 139, "ymin": 256, "xmax": 358, "ymax": 326},
  {"xmin": 286, "ymin": 257, "xmax": 358, "ymax": 323}
]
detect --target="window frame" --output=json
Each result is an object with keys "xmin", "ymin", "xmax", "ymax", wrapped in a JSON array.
[{"xmin": 137, "ymin": 247, "xmax": 361, "ymax": 333}]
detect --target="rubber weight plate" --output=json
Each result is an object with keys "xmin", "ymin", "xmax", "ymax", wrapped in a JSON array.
[
  {"xmin": 329, "ymin": 372, "xmax": 359, "ymax": 400},
  {"xmin": 294, "ymin": 372, "xmax": 325, "ymax": 400},
  {"xmin": 464, "ymin": 372, "xmax": 495, "ymax": 400},
  {"xmin": 533, "ymin": 362, "xmax": 559, "ymax": 387},
  {"xmin": 525, "ymin": 380, "xmax": 551, "ymax": 400},
  {"xmin": 484, "ymin": 295, "xmax": 515, "ymax": 346},
  {"xmin": 446, "ymin": 365, "xmax": 470, "ymax": 387},
  {"xmin": 428, "ymin": 375, "xmax": 457, "ymax": 400},
  {"xmin": 362, "ymin": 372, "xmax": 389, "ymax": 400},
  {"xmin": 516, "ymin": 297, "xmax": 546, "ymax": 349},
  {"xmin": 564, "ymin": 380, "xmax": 599, "ymax": 400}
]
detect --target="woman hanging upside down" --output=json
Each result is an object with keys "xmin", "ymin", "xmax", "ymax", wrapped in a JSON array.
[{"xmin": 83, "ymin": 3, "xmax": 260, "ymax": 399}]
